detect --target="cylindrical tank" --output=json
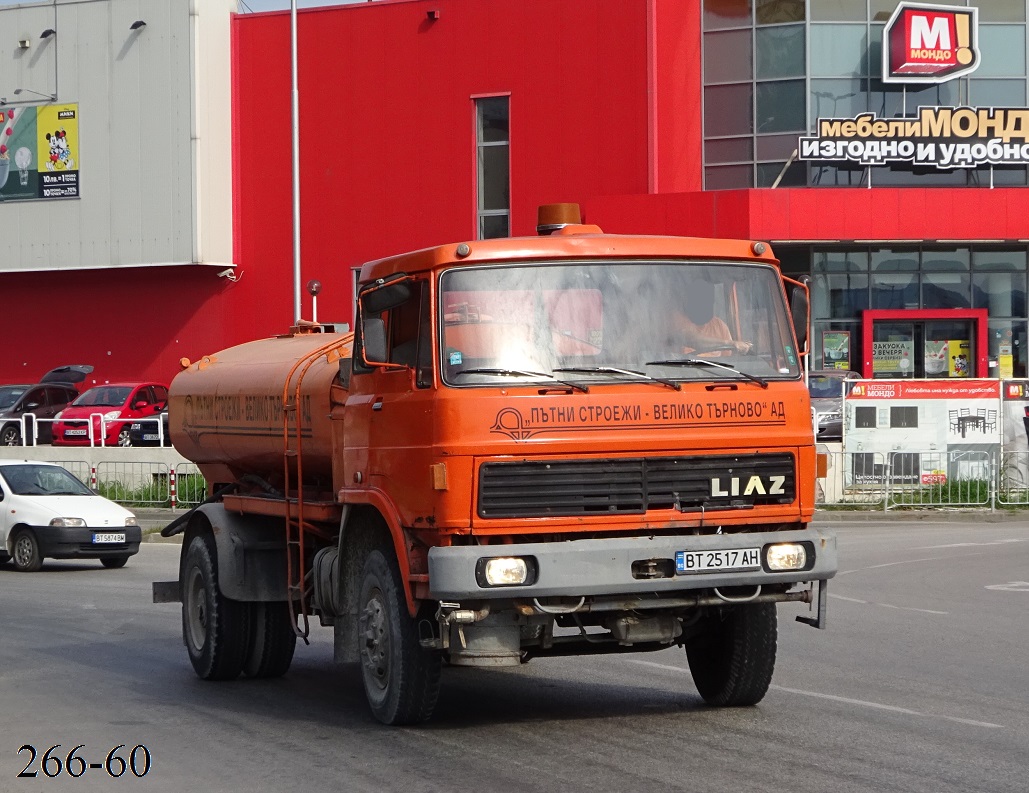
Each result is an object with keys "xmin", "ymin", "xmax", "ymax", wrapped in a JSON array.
[{"xmin": 169, "ymin": 330, "xmax": 353, "ymax": 488}]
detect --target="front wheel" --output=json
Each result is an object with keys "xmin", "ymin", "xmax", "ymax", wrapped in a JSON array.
[
  {"xmin": 182, "ymin": 534, "xmax": 249, "ymax": 680},
  {"xmin": 685, "ymin": 603, "xmax": 777, "ymax": 707},
  {"xmin": 12, "ymin": 529, "xmax": 43, "ymax": 572},
  {"xmin": 358, "ymin": 549, "xmax": 441, "ymax": 725},
  {"xmin": 117, "ymin": 428, "xmax": 133, "ymax": 447},
  {"xmin": 1, "ymin": 424, "xmax": 21, "ymax": 446},
  {"xmin": 101, "ymin": 555, "xmax": 130, "ymax": 569}
]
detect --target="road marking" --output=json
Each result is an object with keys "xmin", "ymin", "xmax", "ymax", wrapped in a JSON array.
[
  {"xmin": 839, "ymin": 552, "xmax": 987, "ymax": 577},
  {"xmin": 830, "ymin": 594, "xmax": 868, "ymax": 604},
  {"xmin": 828, "ymin": 593, "xmax": 947, "ymax": 614},
  {"xmin": 985, "ymin": 581, "xmax": 1029, "ymax": 592},
  {"xmin": 770, "ymin": 685, "xmax": 1003, "ymax": 729},
  {"xmin": 624, "ymin": 661, "xmax": 1002, "ymax": 729},
  {"xmin": 917, "ymin": 539, "xmax": 1027, "ymax": 549}
]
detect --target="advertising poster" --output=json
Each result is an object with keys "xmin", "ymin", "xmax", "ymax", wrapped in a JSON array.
[
  {"xmin": 844, "ymin": 379, "xmax": 1001, "ymax": 486},
  {"xmin": 924, "ymin": 340, "xmax": 949, "ymax": 376},
  {"xmin": 822, "ymin": 330, "xmax": 851, "ymax": 370},
  {"xmin": 948, "ymin": 340, "xmax": 971, "ymax": 377},
  {"xmin": 0, "ymin": 103, "xmax": 80, "ymax": 201},
  {"xmin": 872, "ymin": 340, "xmax": 913, "ymax": 376},
  {"xmin": 999, "ymin": 343, "xmax": 1014, "ymax": 380}
]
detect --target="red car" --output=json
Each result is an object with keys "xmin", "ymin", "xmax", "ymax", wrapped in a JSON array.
[{"xmin": 52, "ymin": 382, "xmax": 169, "ymax": 447}]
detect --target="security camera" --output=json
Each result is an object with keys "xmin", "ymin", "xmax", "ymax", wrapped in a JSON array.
[{"xmin": 216, "ymin": 268, "xmax": 235, "ymax": 279}]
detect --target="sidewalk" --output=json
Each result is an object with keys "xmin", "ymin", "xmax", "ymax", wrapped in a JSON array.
[{"xmin": 134, "ymin": 508, "xmax": 185, "ymax": 542}]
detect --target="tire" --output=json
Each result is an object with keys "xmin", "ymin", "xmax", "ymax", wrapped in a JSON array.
[
  {"xmin": 101, "ymin": 555, "xmax": 130, "ymax": 569},
  {"xmin": 12, "ymin": 529, "xmax": 43, "ymax": 572},
  {"xmin": 182, "ymin": 534, "xmax": 250, "ymax": 680},
  {"xmin": 117, "ymin": 428, "xmax": 133, "ymax": 447},
  {"xmin": 685, "ymin": 603, "xmax": 777, "ymax": 707},
  {"xmin": 1, "ymin": 424, "xmax": 21, "ymax": 446},
  {"xmin": 243, "ymin": 601, "xmax": 297, "ymax": 679},
  {"xmin": 358, "ymin": 548, "xmax": 442, "ymax": 725}
]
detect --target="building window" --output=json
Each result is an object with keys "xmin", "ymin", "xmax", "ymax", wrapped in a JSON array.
[
  {"xmin": 476, "ymin": 96, "xmax": 509, "ymax": 239},
  {"xmin": 704, "ymin": 4, "xmax": 1029, "ymax": 189}
]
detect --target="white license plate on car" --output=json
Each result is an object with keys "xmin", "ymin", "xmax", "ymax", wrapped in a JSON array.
[
  {"xmin": 92, "ymin": 533, "xmax": 125, "ymax": 544},
  {"xmin": 66, "ymin": 429, "xmax": 88, "ymax": 436},
  {"xmin": 143, "ymin": 434, "xmax": 159, "ymax": 441},
  {"xmin": 675, "ymin": 547, "xmax": 761, "ymax": 574}
]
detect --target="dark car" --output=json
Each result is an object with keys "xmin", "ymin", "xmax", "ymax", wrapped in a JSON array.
[
  {"xmin": 809, "ymin": 369, "xmax": 861, "ymax": 442},
  {"xmin": 0, "ymin": 365, "xmax": 94, "ymax": 446},
  {"xmin": 128, "ymin": 406, "xmax": 171, "ymax": 447}
]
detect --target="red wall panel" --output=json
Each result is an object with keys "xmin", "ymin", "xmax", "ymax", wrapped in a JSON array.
[{"xmin": 0, "ymin": 0, "xmax": 655, "ymax": 386}]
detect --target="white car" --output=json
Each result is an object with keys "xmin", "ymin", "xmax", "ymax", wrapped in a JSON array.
[{"xmin": 0, "ymin": 460, "xmax": 141, "ymax": 572}]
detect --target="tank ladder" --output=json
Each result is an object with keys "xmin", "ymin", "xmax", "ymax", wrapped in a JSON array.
[{"xmin": 281, "ymin": 335, "xmax": 349, "ymax": 641}]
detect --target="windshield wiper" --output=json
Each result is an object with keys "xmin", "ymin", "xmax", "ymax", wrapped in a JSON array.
[
  {"xmin": 645, "ymin": 358, "xmax": 768, "ymax": 389},
  {"xmin": 453, "ymin": 368, "xmax": 589, "ymax": 393},
  {"xmin": 553, "ymin": 366, "xmax": 681, "ymax": 391}
]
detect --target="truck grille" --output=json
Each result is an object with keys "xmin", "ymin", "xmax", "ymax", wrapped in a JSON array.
[{"xmin": 478, "ymin": 453, "xmax": 796, "ymax": 518}]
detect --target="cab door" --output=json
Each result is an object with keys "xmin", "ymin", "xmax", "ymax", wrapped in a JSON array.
[{"xmin": 343, "ymin": 280, "xmax": 436, "ymax": 525}]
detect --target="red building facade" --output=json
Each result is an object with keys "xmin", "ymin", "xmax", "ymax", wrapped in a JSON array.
[{"xmin": 5, "ymin": 0, "xmax": 1029, "ymax": 385}]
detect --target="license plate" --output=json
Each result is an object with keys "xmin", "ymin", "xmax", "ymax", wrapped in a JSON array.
[
  {"xmin": 675, "ymin": 547, "xmax": 761, "ymax": 574},
  {"xmin": 92, "ymin": 533, "xmax": 125, "ymax": 544},
  {"xmin": 66, "ymin": 429, "xmax": 88, "ymax": 436},
  {"xmin": 143, "ymin": 434, "xmax": 159, "ymax": 441}
]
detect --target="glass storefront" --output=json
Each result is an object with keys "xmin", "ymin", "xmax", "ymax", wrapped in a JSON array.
[
  {"xmin": 702, "ymin": 1, "xmax": 1029, "ymax": 189},
  {"xmin": 794, "ymin": 245, "xmax": 1029, "ymax": 377}
]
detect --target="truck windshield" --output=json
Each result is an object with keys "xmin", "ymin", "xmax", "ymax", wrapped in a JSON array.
[{"xmin": 439, "ymin": 260, "xmax": 801, "ymax": 386}]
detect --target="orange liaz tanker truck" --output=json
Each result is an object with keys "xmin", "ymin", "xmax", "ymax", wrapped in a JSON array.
[{"xmin": 154, "ymin": 204, "xmax": 837, "ymax": 725}]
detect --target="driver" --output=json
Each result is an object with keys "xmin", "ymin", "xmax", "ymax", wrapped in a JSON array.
[{"xmin": 674, "ymin": 281, "xmax": 752, "ymax": 355}]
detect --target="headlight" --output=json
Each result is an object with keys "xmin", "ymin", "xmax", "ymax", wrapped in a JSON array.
[
  {"xmin": 765, "ymin": 543, "xmax": 807, "ymax": 571},
  {"xmin": 125, "ymin": 517, "xmax": 138, "ymax": 527},
  {"xmin": 54, "ymin": 410, "xmax": 64, "ymax": 420},
  {"xmin": 103, "ymin": 410, "xmax": 122, "ymax": 420},
  {"xmin": 50, "ymin": 517, "xmax": 86, "ymax": 527},
  {"xmin": 477, "ymin": 556, "xmax": 532, "ymax": 587}
]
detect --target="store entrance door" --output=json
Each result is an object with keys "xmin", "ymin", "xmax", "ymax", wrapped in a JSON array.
[{"xmin": 861, "ymin": 309, "xmax": 988, "ymax": 379}]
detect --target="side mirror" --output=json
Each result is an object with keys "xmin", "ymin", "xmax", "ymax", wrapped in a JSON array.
[
  {"xmin": 24, "ymin": 402, "xmax": 40, "ymax": 411},
  {"xmin": 133, "ymin": 400, "xmax": 149, "ymax": 410},
  {"xmin": 789, "ymin": 278, "xmax": 810, "ymax": 352},
  {"xmin": 362, "ymin": 317, "xmax": 388, "ymax": 364}
]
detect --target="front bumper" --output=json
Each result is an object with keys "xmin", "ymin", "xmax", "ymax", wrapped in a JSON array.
[
  {"xmin": 32, "ymin": 525, "xmax": 142, "ymax": 559},
  {"xmin": 428, "ymin": 527, "xmax": 836, "ymax": 600}
]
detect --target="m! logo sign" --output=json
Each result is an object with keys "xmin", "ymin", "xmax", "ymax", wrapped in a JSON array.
[{"xmin": 882, "ymin": 2, "xmax": 979, "ymax": 84}]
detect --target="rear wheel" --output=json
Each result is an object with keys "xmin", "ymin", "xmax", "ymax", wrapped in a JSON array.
[
  {"xmin": 358, "ymin": 548, "xmax": 441, "ymax": 725},
  {"xmin": 685, "ymin": 603, "xmax": 777, "ymax": 707},
  {"xmin": 243, "ymin": 601, "xmax": 297, "ymax": 679},
  {"xmin": 12, "ymin": 529, "xmax": 43, "ymax": 572},
  {"xmin": 182, "ymin": 534, "xmax": 249, "ymax": 680},
  {"xmin": 101, "ymin": 555, "xmax": 130, "ymax": 569},
  {"xmin": 1, "ymin": 424, "xmax": 21, "ymax": 446}
]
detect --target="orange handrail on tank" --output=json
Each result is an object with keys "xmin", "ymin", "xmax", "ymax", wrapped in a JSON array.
[{"xmin": 281, "ymin": 332, "xmax": 352, "ymax": 640}]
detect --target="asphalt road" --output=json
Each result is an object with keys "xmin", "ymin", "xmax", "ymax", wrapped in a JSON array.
[{"xmin": 1, "ymin": 518, "xmax": 1027, "ymax": 793}]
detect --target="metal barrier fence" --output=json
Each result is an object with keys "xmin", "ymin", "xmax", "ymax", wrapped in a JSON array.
[
  {"xmin": 59, "ymin": 460, "xmax": 207, "ymax": 509},
  {"xmin": 816, "ymin": 449, "xmax": 1003, "ymax": 510},
  {"xmin": 6, "ymin": 413, "xmax": 167, "ymax": 447}
]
